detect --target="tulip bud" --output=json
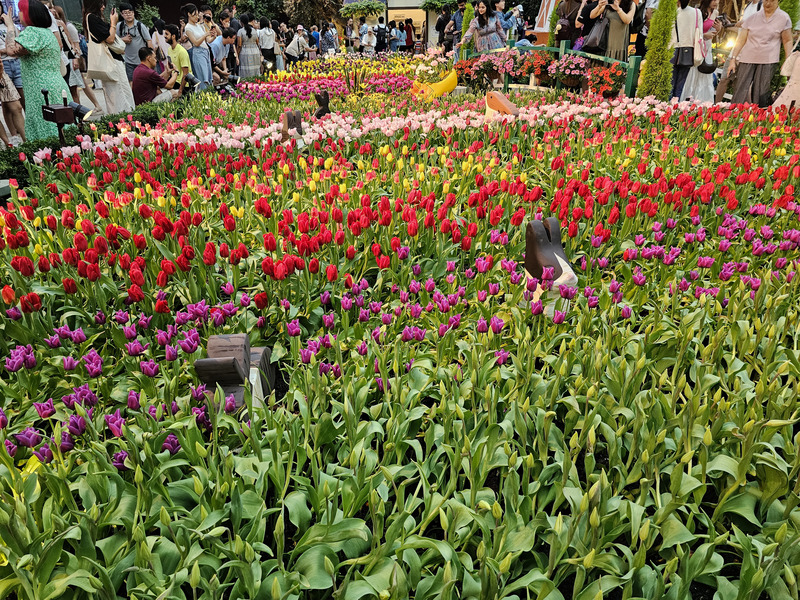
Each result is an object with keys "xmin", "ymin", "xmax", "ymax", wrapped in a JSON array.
[
  {"xmin": 784, "ymin": 565, "xmax": 796, "ymax": 587},
  {"xmin": 196, "ymin": 441, "xmax": 208, "ymax": 458},
  {"xmin": 135, "ymin": 465, "xmax": 143, "ymax": 485},
  {"xmin": 583, "ymin": 549, "xmax": 595, "ymax": 569},
  {"xmin": 776, "ymin": 522, "xmax": 788, "ymax": 544},
  {"xmin": 579, "ymin": 493, "xmax": 589, "ymax": 513},
  {"xmin": 492, "ymin": 501, "xmax": 503, "ymax": 520},
  {"xmin": 703, "ymin": 428, "xmax": 713, "ymax": 446},
  {"xmin": 508, "ymin": 451, "xmax": 517, "ymax": 468},
  {"xmin": 439, "ymin": 508, "xmax": 449, "ymax": 533},
  {"xmin": 499, "ymin": 553, "xmax": 512, "ymax": 574},
  {"xmin": 272, "ymin": 577, "xmax": 281, "ymax": 600},
  {"xmin": 752, "ymin": 568, "xmax": 764, "ymax": 589},
  {"xmin": 478, "ymin": 500, "xmax": 492, "ymax": 511},
  {"xmin": 526, "ymin": 453, "xmax": 534, "ymax": 468},
  {"xmin": 638, "ymin": 520, "xmax": 650, "ymax": 542},
  {"xmin": 589, "ymin": 508, "xmax": 600, "ymax": 529},
  {"xmin": 132, "ymin": 524, "xmax": 145, "ymax": 543},
  {"xmin": 190, "ymin": 562, "xmax": 200, "ymax": 589},
  {"xmin": 160, "ymin": 506, "xmax": 171, "ymax": 527}
]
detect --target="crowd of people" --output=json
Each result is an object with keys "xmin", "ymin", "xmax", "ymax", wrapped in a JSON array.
[{"xmin": 0, "ymin": 0, "xmax": 796, "ymax": 145}]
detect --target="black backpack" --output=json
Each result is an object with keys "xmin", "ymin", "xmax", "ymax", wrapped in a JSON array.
[
  {"xmin": 376, "ymin": 25, "xmax": 387, "ymax": 45},
  {"xmin": 630, "ymin": 1, "xmax": 648, "ymax": 34}
]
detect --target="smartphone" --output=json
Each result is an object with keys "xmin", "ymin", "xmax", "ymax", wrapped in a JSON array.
[{"xmin": 204, "ymin": 14, "xmax": 211, "ymax": 21}]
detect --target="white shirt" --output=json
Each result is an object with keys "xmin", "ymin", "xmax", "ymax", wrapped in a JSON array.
[
  {"xmin": 259, "ymin": 27, "xmax": 275, "ymax": 49},
  {"xmin": 185, "ymin": 22, "xmax": 208, "ymax": 50}
]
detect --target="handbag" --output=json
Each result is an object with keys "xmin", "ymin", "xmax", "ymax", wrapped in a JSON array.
[
  {"xmin": 108, "ymin": 35, "xmax": 126, "ymax": 55},
  {"xmin": 671, "ymin": 8, "xmax": 701, "ymax": 67},
  {"xmin": 86, "ymin": 17, "xmax": 120, "ymax": 83},
  {"xmin": 584, "ymin": 13, "xmax": 609, "ymax": 53},
  {"xmin": 697, "ymin": 39, "xmax": 717, "ymax": 74}
]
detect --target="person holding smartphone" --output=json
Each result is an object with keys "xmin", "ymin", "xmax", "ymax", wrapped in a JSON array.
[
  {"xmin": 182, "ymin": 3, "xmax": 213, "ymax": 90},
  {"xmin": 117, "ymin": 2, "xmax": 152, "ymax": 83}
]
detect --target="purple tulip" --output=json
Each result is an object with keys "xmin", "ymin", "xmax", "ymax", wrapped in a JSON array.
[
  {"xmin": 190, "ymin": 384, "xmax": 208, "ymax": 401},
  {"xmin": 221, "ymin": 282, "xmax": 235, "ymax": 296},
  {"xmin": 0, "ymin": 408, "xmax": 6, "ymax": 429},
  {"xmin": 34, "ymin": 443, "xmax": 53, "ymax": 463},
  {"xmin": 112, "ymin": 451, "xmax": 129, "ymax": 470},
  {"xmin": 138, "ymin": 314, "xmax": 152, "ymax": 330},
  {"xmin": 632, "ymin": 273, "xmax": 647, "ymax": 286},
  {"xmin": 105, "ymin": 409, "xmax": 125, "ymax": 437},
  {"xmin": 587, "ymin": 296, "xmax": 599, "ymax": 308},
  {"xmin": 398, "ymin": 246, "xmax": 410, "ymax": 260},
  {"xmin": 162, "ymin": 433, "xmax": 181, "ymax": 455},
  {"xmin": 44, "ymin": 335, "xmax": 61, "ymax": 349},
  {"xmin": 125, "ymin": 339, "xmax": 148, "ymax": 357},
  {"xmin": 114, "ymin": 310, "xmax": 130, "ymax": 325},
  {"xmin": 95, "ymin": 311, "xmax": 107, "ymax": 324},
  {"xmin": 165, "ymin": 345, "xmax": 179, "ymax": 361},
  {"xmin": 320, "ymin": 291, "xmax": 331, "ymax": 305},
  {"xmin": 257, "ymin": 316, "xmax": 266, "ymax": 328},
  {"xmin": 490, "ymin": 316, "xmax": 504, "ymax": 334},
  {"xmin": 67, "ymin": 414, "xmax": 86, "ymax": 436},
  {"xmin": 140, "ymin": 360, "xmax": 160, "ymax": 377},
  {"xmin": 34, "ymin": 398, "xmax": 55, "ymax": 419},
  {"xmin": 559, "ymin": 285, "xmax": 577, "ymax": 300},
  {"xmin": 476, "ymin": 318, "xmax": 488, "ymax": 333},
  {"xmin": 280, "ymin": 299, "xmax": 291, "ymax": 311},
  {"xmin": 300, "ymin": 348, "xmax": 313, "ymax": 364},
  {"xmin": 193, "ymin": 406, "xmax": 211, "ymax": 429},
  {"xmin": 552, "ymin": 310, "xmax": 566, "ymax": 324},
  {"xmin": 341, "ymin": 295, "xmax": 353, "ymax": 310},
  {"xmin": 240, "ymin": 293, "xmax": 251, "ymax": 307},
  {"xmin": 59, "ymin": 431, "xmax": 74, "ymax": 452},
  {"xmin": 224, "ymin": 394, "xmax": 237, "ymax": 413},
  {"xmin": 287, "ymin": 319, "xmax": 301, "ymax": 337},
  {"xmin": 122, "ymin": 325, "xmax": 137, "ymax": 340},
  {"xmin": 621, "ymin": 305, "xmax": 632, "ymax": 319},
  {"xmin": 127, "ymin": 390, "xmax": 141, "ymax": 410},
  {"xmin": 495, "ymin": 349, "xmax": 510, "ymax": 365},
  {"xmin": 531, "ymin": 300, "xmax": 544, "ymax": 315},
  {"xmin": 4, "ymin": 439, "xmax": 17, "ymax": 457},
  {"xmin": 6, "ymin": 307, "xmax": 22, "ymax": 320},
  {"xmin": 322, "ymin": 313, "xmax": 335, "ymax": 328},
  {"xmin": 15, "ymin": 427, "xmax": 41, "ymax": 448},
  {"xmin": 70, "ymin": 328, "xmax": 87, "ymax": 343}
]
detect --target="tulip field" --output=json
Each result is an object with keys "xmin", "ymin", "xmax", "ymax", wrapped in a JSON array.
[{"xmin": 1, "ymin": 54, "xmax": 800, "ymax": 600}]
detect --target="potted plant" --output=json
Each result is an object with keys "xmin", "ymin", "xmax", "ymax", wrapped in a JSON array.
[
  {"xmin": 547, "ymin": 54, "xmax": 588, "ymax": 88},
  {"xmin": 518, "ymin": 50, "xmax": 555, "ymax": 86},
  {"xmin": 587, "ymin": 62, "xmax": 626, "ymax": 97}
]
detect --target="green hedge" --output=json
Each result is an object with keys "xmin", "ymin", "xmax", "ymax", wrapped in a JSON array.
[{"xmin": 0, "ymin": 100, "xmax": 181, "ymax": 189}]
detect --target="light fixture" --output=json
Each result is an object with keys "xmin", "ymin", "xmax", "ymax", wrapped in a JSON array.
[{"xmin": 41, "ymin": 90, "xmax": 95, "ymax": 146}]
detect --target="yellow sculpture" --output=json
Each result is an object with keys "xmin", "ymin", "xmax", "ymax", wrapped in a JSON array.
[{"xmin": 411, "ymin": 69, "xmax": 458, "ymax": 100}]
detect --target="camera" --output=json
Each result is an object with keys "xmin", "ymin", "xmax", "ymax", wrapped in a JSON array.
[{"xmin": 184, "ymin": 73, "xmax": 201, "ymax": 88}]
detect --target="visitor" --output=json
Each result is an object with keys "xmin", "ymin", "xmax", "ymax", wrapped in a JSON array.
[
  {"xmin": 258, "ymin": 18, "xmax": 275, "ymax": 71},
  {"xmin": 285, "ymin": 25, "xmax": 310, "ymax": 64},
  {"xmin": 493, "ymin": 0, "xmax": 517, "ymax": 37},
  {"xmin": 375, "ymin": 16, "xmax": 388, "ymax": 52},
  {"xmin": 635, "ymin": 0, "xmax": 660, "ymax": 57},
  {"xmin": 728, "ymin": 0, "xmax": 792, "ymax": 106},
  {"xmin": 0, "ymin": 50, "xmax": 24, "ymax": 145},
  {"xmin": 151, "ymin": 18, "xmax": 171, "ymax": 73},
  {"xmin": 274, "ymin": 21, "xmax": 287, "ymax": 70},
  {"xmin": 670, "ymin": 0, "xmax": 703, "ymax": 99},
  {"xmin": 361, "ymin": 25, "xmax": 376, "ymax": 55},
  {"xmin": 85, "ymin": 0, "xmax": 134, "ymax": 115},
  {"xmin": 53, "ymin": 6, "xmax": 85, "ymax": 105},
  {"xmin": 2, "ymin": 0, "xmax": 71, "ymax": 140},
  {"xmin": 183, "ymin": 3, "xmax": 214, "ymax": 91},
  {"xmin": 455, "ymin": 0, "xmax": 507, "ymax": 53},
  {"xmin": 210, "ymin": 26, "xmax": 235, "ymax": 82},
  {"xmin": 397, "ymin": 22, "xmax": 405, "ymax": 51},
  {"xmin": 117, "ymin": 3, "xmax": 152, "ymax": 82},
  {"xmin": 554, "ymin": 0, "xmax": 582, "ymax": 45},
  {"xmin": 132, "ymin": 46, "xmax": 178, "ymax": 104},
  {"xmin": 229, "ymin": 7, "xmax": 241, "ymax": 32},
  {"xmin": 310, "ymin": 24, "xmax": 320, "ymax": 49},
  {"xmin": 319, "ymin": 22, "xmax": 336, "ymax": 56},
  {"xmin": 389, "ymin": 20, "xmax": 401, "ymax": 52},
  {"xmin": 164, "ymin": 23, "xmax": 192, "ymax": 95},
  {"xmin": 577, "ymin": 0, "xmax": 600, "ymax": 40},
  {"xmin": 715, "ymin": 0, "xmax": 760, "ymax": 102},
  {"xmin": 445, "ymin": 0, "xmax": 467, "ymax": 57},
  {"xmin": 344, "ymin": 18, "xmax": 356, "ymax": 52},
  {"xmin": 586, "ymin": 0, "xmax": 636, "ymax": 60},
  {"xmin": 773, "ymin": 37, "xmax": 800, "ymax": 108},
  {"xmin": 680, "ymin": 0, "xmax": 721, "ymax": 103},
  {"xmin": 404, "ymin": 18, "xmax": 415, "ymax": 51},
  {"xmin": 0, "ymin": 3, "xmax": 25, "ymax": 124},
  {"xmin": 236, "ymin": 13, "xmax": 260, "ymax": 78},
  {"xmin": 358, "ymin": 16, "xmax": 367, "ymax": 52},
  {"xmin": 436, "ymin": 7, "xmax": 451, "ymax": 48}
]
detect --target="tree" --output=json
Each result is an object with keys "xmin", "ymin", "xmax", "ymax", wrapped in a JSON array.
[
  {"xmin": 637, "ymin": 0, "xmax": 676, "ymax": 100},
  {"xmin": 460, "ymin": 0, "xmax": 474, "ymax": 57}
]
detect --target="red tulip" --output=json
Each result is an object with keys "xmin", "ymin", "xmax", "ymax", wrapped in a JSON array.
[
  {"xmin": 62, "ymin": 278, "xmax": 77, "ymax": 294},
  {"xmin": 326, "ymin": 265, "xmax": 338, "ymax": 282},
  {"xmin": 1, "ymin": 285, "xmax": 15, "ymax": 304}
]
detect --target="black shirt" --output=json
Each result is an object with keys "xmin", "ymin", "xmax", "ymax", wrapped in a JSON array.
[
  {"xmin": 577, "ymin": 2, "xmax": 599, "ymax": 37},
  {"xmin": 88, "ymin": 13, "xmax": 123, "ymax": 61}
]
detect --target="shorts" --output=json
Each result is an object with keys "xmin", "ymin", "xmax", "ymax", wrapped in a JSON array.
[
  {"xmin": 0, "ymin": 71, "xmax": 21, "ymax": 103},
  {"xmin": 125, "ymin": 61, "xmax": 137, "ymax": 82},
  {"xmin": 2, "ymin": 59, "xmax": 22, "ymax": 89}
]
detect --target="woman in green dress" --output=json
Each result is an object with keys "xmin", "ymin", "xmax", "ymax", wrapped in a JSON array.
[{"xmin": 2, "ymin": 0, "xmax": 71, "ymax": 141}]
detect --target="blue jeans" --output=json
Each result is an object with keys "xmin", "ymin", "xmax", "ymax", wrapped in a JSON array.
[{"xmin": 3, "ymin": 59, "xmax": 22, "ymax": 89}]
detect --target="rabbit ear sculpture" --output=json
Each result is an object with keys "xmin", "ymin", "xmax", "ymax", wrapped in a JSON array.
[
  {"xmin": 525, "ymin": 217, "xmax": 577, "ymax": 309},
  {"xmin": 314, "ymin": 91, "xmax": 331, "ymax": 119},
  {"xmin": 280, "ymin": 110, "xmax": 305, "ymax": 146}
]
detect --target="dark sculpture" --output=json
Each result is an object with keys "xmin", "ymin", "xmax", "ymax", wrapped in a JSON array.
[{"xmin": 314, "ymin": 91, "xmax": 330, "ymax": 119}]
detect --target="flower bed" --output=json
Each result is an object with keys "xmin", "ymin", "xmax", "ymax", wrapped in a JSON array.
[{"xmin": 0, "ymin": 88, "xmax": 799, "ymax": 600}]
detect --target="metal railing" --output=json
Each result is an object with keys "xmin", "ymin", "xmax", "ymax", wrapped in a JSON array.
[{"xmin": 468, "ymin": 39, "xmax": 642, "ymax": 97}]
